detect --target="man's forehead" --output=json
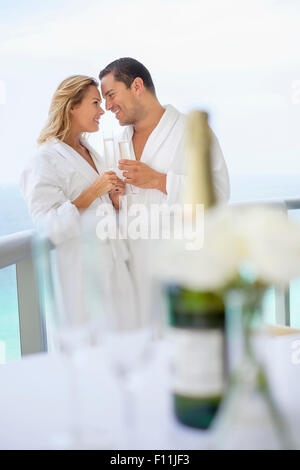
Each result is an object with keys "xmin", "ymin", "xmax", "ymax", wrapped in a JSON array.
[
  {"xmin": 101, "ymin": 73, "xmax": 115, "ymax": 86},
  {"xmin": 101, "ymin": 74, "xmax": 125, "ymax": 93}
]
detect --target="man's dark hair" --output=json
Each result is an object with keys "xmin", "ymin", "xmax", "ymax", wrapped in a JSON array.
[{"xmin": 99, "ymin": 57, "xmax": 156, "ymax": 95}]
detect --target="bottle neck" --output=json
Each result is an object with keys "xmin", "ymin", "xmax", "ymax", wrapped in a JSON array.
[{"xmin": 185, "ymin": 111, "xmax": 216, "ymax": 213}]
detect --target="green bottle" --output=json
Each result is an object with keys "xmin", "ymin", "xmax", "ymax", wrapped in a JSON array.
[{"xmin": 168, "ymin": 111, "xmax": 226, "ymax": 429}]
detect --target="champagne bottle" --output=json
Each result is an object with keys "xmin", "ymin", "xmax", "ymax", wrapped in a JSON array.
[{"xmin": 167, "ymin": 111, "xmax": 226, "ymax": 430}]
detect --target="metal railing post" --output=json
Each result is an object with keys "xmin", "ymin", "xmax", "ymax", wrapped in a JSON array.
[
  {"xmin": 275, "ymin": 287, "xmax": 290, "ymax": 327},
  {"xmin": 16, "ymin": 256, "xmax": 47, "ymax": 355}
]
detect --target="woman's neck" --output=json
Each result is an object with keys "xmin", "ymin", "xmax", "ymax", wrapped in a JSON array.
[{"xmin": 63, "ymin": 131, "xmax": 83, "ymax": 150}]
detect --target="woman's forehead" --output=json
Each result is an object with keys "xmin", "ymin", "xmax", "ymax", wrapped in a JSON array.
[{"xmin": 86, "ymin": 85, "xmax": 100, "ymax": 99}]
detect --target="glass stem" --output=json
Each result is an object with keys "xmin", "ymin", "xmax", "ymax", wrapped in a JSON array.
[
  {"xmin": 258, "ymin": 368, "xmax": 295, "ymax": 450},
  {"xmin": 65, "ymin": 354, "xmax": 83, "ymax": 444},
  {"xmin": 239, "ymin": 293, "xmax": 294, "ymax": 449},
  {"xmin": 118, "ymin": 371, "xmax": 137, "ymax": 449}
]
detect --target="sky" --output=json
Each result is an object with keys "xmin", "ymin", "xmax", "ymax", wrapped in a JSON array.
[{"xmin": 0, "ymin": 0, "xmax": 300, "ymax": 182}]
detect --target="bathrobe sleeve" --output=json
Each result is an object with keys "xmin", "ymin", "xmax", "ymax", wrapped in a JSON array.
[
  {"xmin": 19, "ymin": 152, "xmax": 81, "ymax": 245},
  {"xmin": 165, "ymin": 130, "xmax": 230, "ymax": 205}
]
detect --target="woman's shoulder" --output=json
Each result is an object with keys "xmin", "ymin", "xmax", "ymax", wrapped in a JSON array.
[
  {"xmin": 34, "ymin": 138, "xmax": 66, "ymax": 162},
  {"xmin": 34, "ymin": 138, "xmax": 60, "ymax": 157},
  {"xmin": 22, "ymin": 140, "xmax": 63, "ymax": 178}
]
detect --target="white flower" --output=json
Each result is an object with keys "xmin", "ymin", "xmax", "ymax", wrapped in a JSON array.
[
  {"xmin": 237, "ymin": 207, "xmax": 300, "ymax": 287},
  {"xmin": 153, "ymin": 207, "xmax": 240, "ymax": 290},
  {"xmin": 153, "ymin": 205, "xmax": 300, "ymax": 289}
]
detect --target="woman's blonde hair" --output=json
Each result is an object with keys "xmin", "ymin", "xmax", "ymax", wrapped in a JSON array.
[{"xmin": 37, "ymin": 75, "xmax": 99, "ymax": 145}]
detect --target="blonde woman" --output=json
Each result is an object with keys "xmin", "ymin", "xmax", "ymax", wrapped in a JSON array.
[
  {"xmin": 20, "ymin": 75, "xmax": 124, "ymax": 243},
  {"xmin": 20, "ymin": 75, "xmax": 137, "ymax": 329}
]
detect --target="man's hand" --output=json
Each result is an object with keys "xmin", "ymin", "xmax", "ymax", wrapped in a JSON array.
[
  {"xmin": 109, "ymin": 178, "xmax": 126, "ymax": 210},
  {"xmin": 118, "ymin": 159, "xmax": 167, "ymax": 194}
]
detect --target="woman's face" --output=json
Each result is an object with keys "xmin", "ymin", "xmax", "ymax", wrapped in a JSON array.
[{"xmin": 70, "ymin": 85, "xmax": 104, "ymax": 133}]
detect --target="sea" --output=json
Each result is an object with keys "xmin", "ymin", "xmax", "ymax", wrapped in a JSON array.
[{"xmin": 1, "ymin": 174, "xmax": 300, "ymax": 362}]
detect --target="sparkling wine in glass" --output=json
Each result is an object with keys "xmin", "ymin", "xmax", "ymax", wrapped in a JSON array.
[
  {"xmin": 102, "ymin": 137, "xmax": 124, "ymax": 184},
  {"xmin": 118, "ymin": 140, "xmax": 139, "ymax": 195}
]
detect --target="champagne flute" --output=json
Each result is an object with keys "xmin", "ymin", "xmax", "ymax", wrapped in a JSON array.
[
  {"xmin": 100, "ymin": 115, "xmax": 138, "ymax": 195},
  {"xmin": 86, "ymin": 237, "xmax": 157, "ymax": 448},
  {"xmin": 101, "ymin": 133, "xmax": 125, "ymax": 200},
  {"xmin": 118, "ymin": 140, "xmax": 139, "ymax": 195},
  {"xmin": 32, "ymin": 225, "xmax": 114, "ymax": 449}
]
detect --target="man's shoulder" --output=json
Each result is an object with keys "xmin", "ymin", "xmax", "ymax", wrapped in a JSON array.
[
  {"xmin": 165, "ymin": 104, "xmax": 185, "ymax": 118},
  {"xmin": 164, "ymin": 104, "xmax": 186, "ymax": 131}
]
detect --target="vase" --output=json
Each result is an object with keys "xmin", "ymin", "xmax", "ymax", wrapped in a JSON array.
[{"xmin": 210, "ymin": 286, "xmax": 295, "ymax": 450}]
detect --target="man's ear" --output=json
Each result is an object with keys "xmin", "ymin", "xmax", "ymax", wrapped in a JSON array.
[{"xmin": 132, "ymin": 77, "xmax": 144, "ymax": 95}]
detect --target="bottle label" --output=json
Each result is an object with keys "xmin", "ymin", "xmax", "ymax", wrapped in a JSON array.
[{"xmin": 169, "ymin": 328, "xmax": 225, "ymax": 397}]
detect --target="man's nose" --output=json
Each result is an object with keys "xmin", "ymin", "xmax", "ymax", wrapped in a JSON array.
[{"xmin": 105, "ymin": 98, "xmax": 112, "ymax": 111}]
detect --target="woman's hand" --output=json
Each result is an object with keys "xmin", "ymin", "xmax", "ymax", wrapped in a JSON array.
[
  {"xmin": 92, "ymin": 171, "xmax": 119, "ymax": 197},
  {"xmin": 109, "ymin": 178, "xmax": 126, "ymax": 210},
  {"xmin": 72, "ymin": 171, "xmax": 118, "ymax": 209}
]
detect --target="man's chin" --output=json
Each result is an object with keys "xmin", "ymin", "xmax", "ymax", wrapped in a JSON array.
[
  {"xmin": 119, "ymin": 116, "xmax": 135, "ymax": 126},
  {"xmin": 114, "ymin": 112, "xmax": 133, "ymax": 126}
]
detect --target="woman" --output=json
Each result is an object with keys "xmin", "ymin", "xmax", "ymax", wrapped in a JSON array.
[
  {"xmin": 20, "ymin": 75, "xmax": 124, "ymax": 243},
  {"xmin": 20, "ymin": 75, "xmax": 138, "ymax": 332}
]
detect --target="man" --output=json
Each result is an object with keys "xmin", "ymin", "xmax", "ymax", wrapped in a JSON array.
[
  {"xmin": 100, "ymin": 58, "xmax": 229, "ymax": 320},
  {"xmin": 99, "ymin": 57, "xmax": 230, "ymax": 208}
]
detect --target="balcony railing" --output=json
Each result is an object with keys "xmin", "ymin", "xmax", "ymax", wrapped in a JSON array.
[
  {"xmin": 1, "ymin": 197, "xmax": 299, "ymax": 357},
  {"xmin": 0, "ymin": 230, "xmax": 47, "ymax": 356}
]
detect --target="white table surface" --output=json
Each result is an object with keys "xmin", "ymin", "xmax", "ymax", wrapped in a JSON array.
[{"xmin": 0, "ymin": 336, "xmax": 299, "ymax": 450}]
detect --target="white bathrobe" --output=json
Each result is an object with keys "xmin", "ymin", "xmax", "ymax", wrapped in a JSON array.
[
  {"xmin": 20, "ymin": 137, "xmax": 139, "ymax": 332},
  {"xmin": 20, "ymin": 137, "xmax": 111, "ymax": 243},
  {"xmin": 117, "ymin": 104, "xmax": 230, "ymax": 207}
]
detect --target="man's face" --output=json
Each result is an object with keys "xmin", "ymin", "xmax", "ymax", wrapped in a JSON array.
[{"xmin": 100, "ymin": 72, "xmax": 140, "ymax": 126}]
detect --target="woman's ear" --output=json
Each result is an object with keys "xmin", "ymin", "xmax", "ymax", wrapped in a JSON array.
[{"xmin": 70, "ymin": 102, "xmax": 80, "ymax": 114}]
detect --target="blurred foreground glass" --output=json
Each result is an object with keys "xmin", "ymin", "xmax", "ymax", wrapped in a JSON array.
[
  {"xmin": 86, "ymin": 237, "xmax": 157, "ymax": 448},
  {"xmin": 33, "ymin": 227, "xmax": 112, "ymax": 449},
  {"xmin": 211, "ymin": 287, "xmax": 295, "ymax": 450}
]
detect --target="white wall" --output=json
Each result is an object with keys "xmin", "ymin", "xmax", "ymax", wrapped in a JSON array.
[{"xmin": 0, "ymin": 0, "xmax": 299, "ymax": 182}]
